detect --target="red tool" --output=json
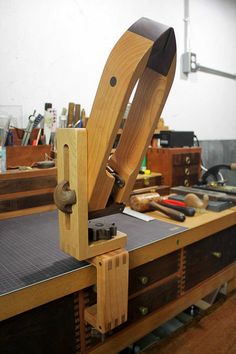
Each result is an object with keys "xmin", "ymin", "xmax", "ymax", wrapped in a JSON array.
[
  {"xmin": 159, "ymin": 200, "xmax": 195, "ymax": 217},
  {"xmin": 164, "ymin": 198, "xmax": 187, "ymax": 207}
]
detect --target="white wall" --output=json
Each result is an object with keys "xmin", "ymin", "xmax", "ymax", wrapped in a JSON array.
[{"xmin": 0, "ymin": 0, "xmax": 235, "ymax": 139}]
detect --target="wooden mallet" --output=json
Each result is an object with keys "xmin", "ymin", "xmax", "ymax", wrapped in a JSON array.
[{"xmin": 130, "ymin": 192, "xmax": 186, "ymax": 222}]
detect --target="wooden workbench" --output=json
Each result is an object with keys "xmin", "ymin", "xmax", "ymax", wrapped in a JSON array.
[{"xmin": 1, "ymin": 206, "xmax": 236, "ymax": 353}]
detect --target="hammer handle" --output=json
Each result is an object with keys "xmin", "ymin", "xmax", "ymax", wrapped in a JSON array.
[{"xmin": 149, "ymin": 201, "xmax": 186, "ymax": 222}]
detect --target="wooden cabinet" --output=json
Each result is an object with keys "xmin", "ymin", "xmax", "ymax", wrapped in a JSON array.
[
  {"xmin": 6, "ymin": 145, "xmax": 52, "ymax": 169},
  {"xmin": 0, "ymin": 168, "xmax": 57, "ymax": 214},
  {"xmin": 146, "ymin": 147, "xmax": 201, "ymax": 187},
  {"xmin": 0, "ymin": 294, "xmax": 77, "ymax": 354},
  {"xmin": 81, "ymin": 224, "xmax": 236, "ymax": 352},
  {"xmin": 128, "ymin": 278, "xmax": 179, "ymax": 322},
  {"xmin": 128, "ymin": 251, "xmax": 180, "ymax": 322},
  {"xmin": 129, "ymin": 251, "xmax": 179, "ymax": 295},
  {"xmin": 184, "ymin": 225, "xmax": 236, "ymax": 290},
  {"xmin": 2, "ymin": 210, "xmax": 236, "ymax": 354}
]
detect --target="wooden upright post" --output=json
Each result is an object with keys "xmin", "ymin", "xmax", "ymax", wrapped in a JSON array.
[{"xmin": 55, "ymin": 128, "xmax": 127, "ymax": 261}]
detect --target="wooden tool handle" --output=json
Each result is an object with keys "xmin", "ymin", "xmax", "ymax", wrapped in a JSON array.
[
  {"xmin": 149, "ymin": 201, "xmax": 186, "ymax": 222},
  {"xmin": 160, "ymin": 200, "xmax": 195, "ymax": 217},
  {"xmin": 67, "ymin": 102, "xmax": 75, "ymax": 127},
  {"xmin": 74, "ymin": 104, "xmax": 81, "ymax": 125},
  {"xmin": 230, "ymin": 163, "xmax": 236, "ymax": 171}
]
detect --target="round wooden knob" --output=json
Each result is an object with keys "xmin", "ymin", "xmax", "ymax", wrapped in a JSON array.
[
  {"xmin": 185, "ymin": 156, "xmax": 191, "ymax": 165},
  {"xmin": 138, "ymin": 276, "xmax": 149, "ymax": 285},
  {"xmin": 212, "ymin": 251, "xmax": 222, "ymax": 258},
  {"xmin": 138, "ymin": 306, "xmax": 149, "ymax": 316},
  {"xmin": 53, "ymin": 180, "xmax": 76, "ymax": 213},
  {"xmin": 184, "ymin": 179, "xmax": 190, "ymax": 187},
  {"xmin": 185, "ymin": 167, "xmax": 190, "ymax": 175}
]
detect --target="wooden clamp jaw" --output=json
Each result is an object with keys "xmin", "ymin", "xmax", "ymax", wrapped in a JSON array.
[
  {"xmin": 55, "ymin": 128, "xmax": 127, "ymax": 261},
  {"xmin": 54, "ymin": 17, "xmax": 176, "ymax": 333},
  {"xmin": 85, "ymin": 248, "xmax": 129, "ymax": 333},
  {"xmin": 55, "ymin": 129, "xmax": 128, "ymax": 333}
]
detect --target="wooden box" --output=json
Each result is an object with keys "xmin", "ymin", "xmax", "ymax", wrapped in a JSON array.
[
  {"xmin": 147, "ymin": 147, "xmax": 201, "ymax": 187},
  {"xmin": 6, "ymin": 145, "xmax": 52, "ymax": 169},
  {"xmin": 131, "ymin": 172, "xmax": 170, "ymax": 196},
  {"xmin": 133, "ymin": 172, "xmax": 162, "ymax": 190}
]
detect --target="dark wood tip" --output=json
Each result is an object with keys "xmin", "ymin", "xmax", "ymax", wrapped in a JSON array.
[{"xmin": 128, "ymin": 17, "xmax": 176, "ymax": 76}]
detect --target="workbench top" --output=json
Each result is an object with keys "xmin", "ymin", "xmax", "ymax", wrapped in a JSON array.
[
  {"xmin": 1, "ymin": 206, "xmax": 236, "ymax": 321},
  {"xmin": 0, "ymin": 211, "xmax": 186, "ymax": 297}
]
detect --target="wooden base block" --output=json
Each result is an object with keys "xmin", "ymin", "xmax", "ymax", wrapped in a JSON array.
[{"xmin": 85, "ymin": 248, "xmax": 129, "ymax": 333}]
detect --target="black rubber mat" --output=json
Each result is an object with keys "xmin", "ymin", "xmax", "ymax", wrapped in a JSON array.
[{"xmin": 0, "ymin": 211, "xmax": 187, "ymax": 295}]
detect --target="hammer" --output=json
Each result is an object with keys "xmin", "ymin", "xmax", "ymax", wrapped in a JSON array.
[{"xmin": 130, "ymin": 192, "xmax": 186, "ymax": 222}]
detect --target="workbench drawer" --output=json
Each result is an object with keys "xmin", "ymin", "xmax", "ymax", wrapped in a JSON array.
[
  {"xmin": 172, "ymin": 174, "xmax": 199, "ymax": 188},
  {"xmin": 129, "ymin": 251, "xmax": 180, "ymax": 295},
  {"xmin": 172, "ymin": 152, "xmax": 201, "ymax": 166},
  {"xmin": 184, "ymin": 226, "xmax": 236, "ymax": 290},
  {"xmin": 128, "ymin": 278, "xmax": 179, "ymax": 322},
  {"xmin": 0, "ymin": 295, "xmax": 76, "ymax": 354},
  {"xmin": 133, "ymin": 173, "xmax": 162, "ymax": 189}
]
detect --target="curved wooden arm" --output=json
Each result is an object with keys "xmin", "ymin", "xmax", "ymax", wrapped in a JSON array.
[{"xmin": 87, "ymin": 17, "xmax": 176, "ymax": 211}]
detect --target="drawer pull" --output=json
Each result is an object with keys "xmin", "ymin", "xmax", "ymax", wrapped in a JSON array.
[
  {"xmin": 185, "ymin": 167, "xmax": 190, "ymax": 175},
  {"xmin": 143, "ymin": 178, "xmax": 150, "ymax": 186},
  {"xmin": 138, "ymin": 276, "xmax": 149, "ymax": 285},
  {"xmin": 138, "ymin": 306, "xmax": 149, "ymax": 316},
  {"xmin": 185, "ymin": 156, "xmax": 191, "ymax": 165},
  {"xmin": 184, "ymin": 179, "xmax": 190, "ymax": 187},
  {"xmin": 212, "ymin": 251, "xmax": 222, "ymax": 258}
]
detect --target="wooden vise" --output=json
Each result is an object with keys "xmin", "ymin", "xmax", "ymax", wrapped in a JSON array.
[{"xmin": 54, "ymin": 17, "xmax": 176, "ymax": 333}]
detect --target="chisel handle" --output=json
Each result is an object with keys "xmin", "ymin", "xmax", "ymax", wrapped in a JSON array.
[
  {"xmin": 67, "ymin": 102, "xmax": 75, "ymax": 127},
  {"xmin": 149, "ymin": 201, "xmax": 186, "ymax": 222},
  {"xmin": 160, "ymin": 200, "xmax": 195, "ymax": 217},
  {"xmin": 230, "ymin": 163, "xmax": 236, "ymax": 171}
]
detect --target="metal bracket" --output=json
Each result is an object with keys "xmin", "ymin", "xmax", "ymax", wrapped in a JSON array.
[{"xmin": 182, "ymin": 52, "xmax": 236, "ymax": 80}]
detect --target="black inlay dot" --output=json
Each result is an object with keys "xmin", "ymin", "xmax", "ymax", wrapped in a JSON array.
[{"xmin": 110, "ymin": 76, "xmax": 117, "ymax": 87}]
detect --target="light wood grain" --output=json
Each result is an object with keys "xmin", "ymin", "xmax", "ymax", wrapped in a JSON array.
[
  {"xmin": 87, "ymin": 31, "xmax": 153, "ymax": 211},
  {"xmin": 227, "ymin": 276, "xmax": 236, "ymax": 293},
  {"xmin": 56, "ymin": 128, "xmax": 89, "ymax": 260},
  {"xmin": 0, "ymin": 204, "xmax": 56, "ymax": 220},
  {"xmin": 56, "ymin": 128, "xmax": 127, "ymax": 260},
  {"xmin": 110, "ymin": 57, "xmax": 176, "ymax": 204},
  {"xmin": 0, "ymin": 265, "xmax": 96, "ymax": 321},
  {"xmin": 128, "ymin": 207, "xmax": 236, "ymax": 269},
  {"xmin": 85, "ymin": 248, "xmax": 129, "ymax": 333}
]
